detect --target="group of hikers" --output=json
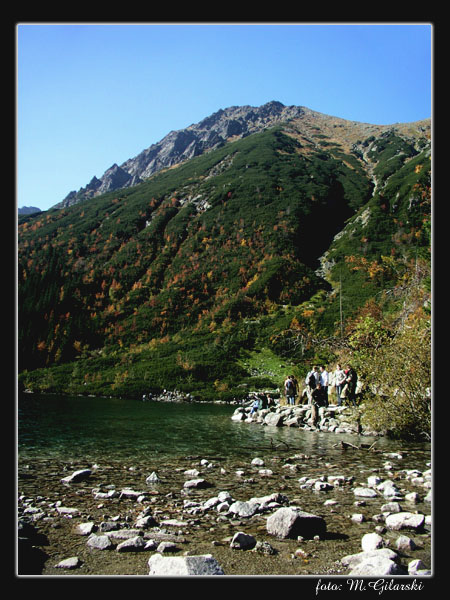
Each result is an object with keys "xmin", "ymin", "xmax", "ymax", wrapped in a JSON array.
[
  {"xmin": 283, "ymin": 364, "xmax": 358, "ymax": 408},
  {"xmin": 248, "ymin": 363, "xmax": 359, "ymax": 417}
]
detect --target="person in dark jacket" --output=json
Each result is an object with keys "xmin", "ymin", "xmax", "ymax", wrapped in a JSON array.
[{"xmin": 345, "ymin": 366, "xmax": 358, "ymax": 407}]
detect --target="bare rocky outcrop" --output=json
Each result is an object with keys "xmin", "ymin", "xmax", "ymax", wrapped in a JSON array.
[{"xmin": 54, "ymin": 101, "xmax": 305, "ymax": 209}]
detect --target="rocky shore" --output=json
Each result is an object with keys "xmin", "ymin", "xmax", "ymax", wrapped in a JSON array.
[
  {"xmin": 18, "ymin": 440, "xmax": 432, "ymax": 577},
  {"xmin": 231, "ymin": 399, "xmax": 374, "ymax": 436}
]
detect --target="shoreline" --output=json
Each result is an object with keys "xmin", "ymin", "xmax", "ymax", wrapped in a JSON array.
[{"xmin": 231, "ymin": 399, "xmax": 383, "ymax": 438}]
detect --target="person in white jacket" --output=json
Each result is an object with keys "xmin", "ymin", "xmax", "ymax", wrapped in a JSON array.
[{"xmin": 334, "ymin": 364, "xmax": 346, "ymax": 406}]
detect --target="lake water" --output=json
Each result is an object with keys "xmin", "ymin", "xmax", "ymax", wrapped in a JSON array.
[
  {"xmin": 17, "ymin": 393, "xmax": 432, "ymax": 576},
  {"xmin": 18, "ymin": 393, "xmax": 430, "ymax": 470}
]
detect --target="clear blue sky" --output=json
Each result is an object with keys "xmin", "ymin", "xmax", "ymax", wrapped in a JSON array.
[{"xmin": 17, "ymin": 22, "xmax": 432, "ymax": 212}]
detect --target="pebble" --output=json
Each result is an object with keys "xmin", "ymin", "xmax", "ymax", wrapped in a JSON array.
[{"xmin": 55, "ymin": 556, "xmax": 81, "ymax": 569}]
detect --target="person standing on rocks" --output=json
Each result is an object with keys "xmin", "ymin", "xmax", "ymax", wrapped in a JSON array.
[
  {"xmin": 345, "ymin": 365, "xmax": 358, "ymax": 407},
  {"xmin": 334, "ymin": 364, "xmax": 347, "ymax": 406},
  {"xmin": 311, "ymin": 382, "xmax": 324, "ymax": 424},
  {"xmin": 319, "ymin": 366, "xmax": 329, "ymax": 407},
  {"xmin": 250, "ymin": 396, "xmax": 259, "ymax": 415},
  {"xmin": 284, "ymin": 375, "xmax": 296, "ymax": 405},
  {"xmin": 291, "ymin": 375, "xmax": 299, "ymax": 405},
  {"xmin": 305, "ymin": 366, "xmax": 319, "ymax": 404}
]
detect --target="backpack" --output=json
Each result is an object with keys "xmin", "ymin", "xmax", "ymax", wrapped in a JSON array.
[
  {"xmin": 285, "ymin": 379, "xmax": 293, "ymax": 393},
  {"xmin": 308, "ymin": 373, "xmax": 316, "ymax": 388}
]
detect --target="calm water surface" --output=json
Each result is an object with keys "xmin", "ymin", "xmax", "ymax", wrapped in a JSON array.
[{"xmin": 18, "ymin": 393, "xmax": 431, "ymax": 471}]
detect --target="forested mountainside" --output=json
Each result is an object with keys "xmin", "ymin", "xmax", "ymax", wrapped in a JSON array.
[{"xmin": 18, "ymin": 103, "xmax": 431, "ymax": 436}]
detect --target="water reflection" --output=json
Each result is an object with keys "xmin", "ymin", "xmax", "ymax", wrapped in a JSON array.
[{"xmin": 18, "ymin": 393, "xmax": 430, "ymax": 470}]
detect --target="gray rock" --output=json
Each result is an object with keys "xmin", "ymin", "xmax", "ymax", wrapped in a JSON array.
[
  {"xmin": 248, "ymin": 492, "xmax": 289, "ymax": 510},
  {"xmin": 377, "ymin": 479, "xmax": 402, "ymax": 498},
  {"xmin": 314, "ymin": 481, "xmax": 334, "ymax": 491},
  {"xmin": 183, "ymin": 478, "xmax": 213, "ymax": 489},
  {"xmin": 202, "ymin": 497, "xmax": 221, "ymax": 510},
  {"xmin": 408, "ymin": 559, "xmax": 430, "ymax": 575},
  {"xmin": 405, "ymin": 492, "xmax": 421, "ymax": 504},
  {"xmin": 105, "ymin": 529, "xmax": 143, "ymax": 540},
  {"xmin": 116, "ymin": 536, "xmax": 146, "ymax": 552},
  {"xmin": 60, "ymin": 469, "xmax": 92, "ymax": 484},
  {"xmin": 385, "ymin": 512, "xmax": 425, "ymax": 531},
  {"xmin": 157, "ymin": 541, "xmax": 179, "ymax": 553},
  {"xmin": 228, "ymin": 500, "xmax": 260, "ymax": 518},
  {"xmin": 381, "ymin": 501, "xmax": 402, "ymax": 513},
  {"xmin": 324, "ymin": 499, "xmax": 338, "ymax": 506},
  {"xmin": 146, "ymin": 472, "xmax": 160, "ymax": 484},
  {"xmin": 285, "ymin": 416, "xmax": 302, "ymax": 427},
  {"xmin": 367, "ymin": 475, "xmax": 382, "ymax": 487},
  {"xmin": 342, "ymin": 548, "xmax": 398, "ymax": 568},
  {"xmin": 231, "ymin": 412, "xmax": 246, "ymax": 422},
  {"xmin": 87, "ymin": 534, "xmax": 114, "ymax": 550},
  {"xmin": 159, "ymin": 519, "xmax": 187, "ymax": 528},
  {"xmin": 56, "ymin": 506, "xmax": 80, "ymax": 517},
  {"xmin": 55, "ymin": 556, "xmax": 81, "ymax": 569},
  {"xmin": 264, "ymin": 412, "xmax": 284, "ymax": 427},
  {"xmin": 353, "ymin": 487, "xmax": 378, "ymax": 498},
  {"xmin": 258, "ymin": 469, "xmax": 273, "ymax": 476},
  {"xmin": 119, "ymin": 488, "xmax": 145, "ymax": 499},
  {"xmin": 351, "ymin": 514, "xmax": 365, "ymax": 523},
  {"xmin": 217, "ymin": 491, "xmax": 233, "ymax": 503},
  {"xmin": 253, "ymin": 541, "xmax": 277, "ymax": 555},
  {"xmin": 341, "ymin": 549, "xmax": 403, "ymax": 576},
  {"xmin": 266, "ymin": 507, "xmax": 326, "ymax": 539},
  {"xmin": 135, "ymin": 515, "xmax": 158, "ymax": 529},
  {"xmin": 73, "ymin": 522, "xmax": 95, "ymax": 536},
  {"xmin": 328, "ymin": 475, "xmax": 347, "ymax": 486},
  {"xmin": 148, "ymin": 553, "xmax": 225, "ymax": 576},
  {"xmin": 230, "ymin": 532, "xmax": 257, "ymax": 550},
  {"xmin": 395, "ymin": 535, "xmax": 417, "ymax": 551},
  {"xmin": 361, "ymin": 532, "xmax": 385, "ymax": 551},
  {"xmin": 184, "ymin": 469, "xmax": 200, "ymax": 477},
  {"xmin": 99, "ymin": 520, "xmax": 120, "ymax": 532},
  {"xmin": 349, "ymin": 555, "xmax": 403, "ymax": 575}
]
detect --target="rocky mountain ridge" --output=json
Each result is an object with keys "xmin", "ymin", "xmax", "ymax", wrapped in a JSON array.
[
  {"xmin": 54, "ymin": 101, "xmax": 307, "ymax": 208},
  {"xmin": 53, "ymin": 100, "xmax": 430, "ymax": 211}
]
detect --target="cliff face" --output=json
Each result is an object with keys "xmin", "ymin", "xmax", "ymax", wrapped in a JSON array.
[{"xmin": 54, "ymin": 101, "xmax": 306, "ymax": 208}]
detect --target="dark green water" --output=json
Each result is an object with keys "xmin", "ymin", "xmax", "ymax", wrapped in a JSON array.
[{"xmin": 18, "ymin": 393, "xmax": 430, "ymax": 469}]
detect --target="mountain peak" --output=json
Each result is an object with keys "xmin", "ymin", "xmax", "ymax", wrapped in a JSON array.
[{"xmin": 53, "ymin": 101, "xmax": 305, "ymax": 209}]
